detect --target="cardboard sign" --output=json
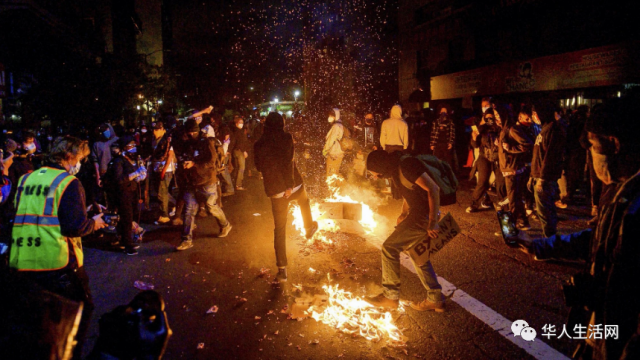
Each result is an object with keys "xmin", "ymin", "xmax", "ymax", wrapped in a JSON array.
[{"xmin": 407, "ymin": 213, "xmax": 460, "ymax": 266}]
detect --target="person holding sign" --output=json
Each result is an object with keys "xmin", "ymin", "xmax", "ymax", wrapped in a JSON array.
[{"xmin": 364, "ymin": 150, "xmax": 446, "ymax": 312}]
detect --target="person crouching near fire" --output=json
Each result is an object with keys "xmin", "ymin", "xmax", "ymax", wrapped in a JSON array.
[{"xmin": 364, "ymin": 150, "xmax": 445, "ymax": 312}]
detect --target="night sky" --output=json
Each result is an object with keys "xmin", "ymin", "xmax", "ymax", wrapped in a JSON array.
[{"xmin": 170, "ymin": 0, "xmax": 399, "ymax": 115}]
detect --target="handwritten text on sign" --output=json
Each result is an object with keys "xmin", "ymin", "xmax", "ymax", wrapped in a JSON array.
[{"xmin": 407, "ymin": 213, "xmax": 460, "ymax": 266}]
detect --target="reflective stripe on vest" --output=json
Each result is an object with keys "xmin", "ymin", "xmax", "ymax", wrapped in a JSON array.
[{"xmin": 10, "ymin": 167, "xmax": 81, "ymax": 271}]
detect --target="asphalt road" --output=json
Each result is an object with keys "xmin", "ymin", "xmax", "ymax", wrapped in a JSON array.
[{"xmin": 82, "ymin": 162, "xmax": 593, "ymax": 359}]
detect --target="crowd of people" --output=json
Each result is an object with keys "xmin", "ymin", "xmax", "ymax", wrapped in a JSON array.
[{"xmin": 1, "ymin": 93, "xmax": 639, "ymax": 359}]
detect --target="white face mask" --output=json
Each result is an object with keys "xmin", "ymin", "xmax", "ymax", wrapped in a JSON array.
[
  {"xmin": 141, "ymin": 129, "xmax": 147, "ymax": 133},
  {"xmin": 69, "ymin": 161, "xmax": 82, "ymax": 175},
  {"xmin": 482, "ymin": 106, "xmax": 490, "ymax": 114},
  {"xmin": 24, "ymin": 143, "xmax": 36, "ymax": 152},
  {"xmin": 237, "ymin": 124, "xmax": 244, "ymax": 129},
  {"xmin": 328, "ymin": 116, "xmax": 335, "ymax": 123},
  {"xmin": 591, "ymin": 148, "xmax": 615, "ymax": 185}
]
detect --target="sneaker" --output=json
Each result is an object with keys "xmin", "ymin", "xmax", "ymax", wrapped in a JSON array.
[
  {"xmin": 498, "ymin": 198, "xmax": 510, "ymax": 207},
  {"xmin": 157, "ymin": 216, "xmax": 171, "ymax": 224},
  {"xmin": 591, "ymin": 205, "xmax": 598, "ymax": 217},
  {"xmin": 171, "ymin": 217, "xmax": 183, "ymax": 226},
  {"xmin": 516, "ymin": 219, "xmax": 531, "ymax": 231},
  {"xmin": 305, "ymin": 221, "xmax": 319, "ymax": 239},
  {"xmin": 218, "ymin": 223, "xmax": 232, "ymax": 238},
  {"xmin": 480, "ymin": 201, "xmax": 493, "ymax": 209},
  {"xmin": 176, "ymin": 240, "xmax": 194, "ymax": 251},
  {"xmin": 198, "ymin": 208, "xmax": 208, "ymax": 218},
  {"xmin": 364, "ymin": 294, "xmax": 399, "ymax": 310},
  {"xmin": 236, "ymin": 186, "xmax": 245, "ymax": 191},
  {"xmin": 125, "ymin": 247, "xmax": 139, "ymax": 256},
  {"xmin": 169, "ymin": 208, "xmax": 176, "ymax": 217},
  {"xmin": 466, "ymin": 206, "xmax": 478, "ymax": 213},
  {"xmin": 222, "ymin": 192, "xmax": 234, "ymax": 197},
  {"xmin": 555, "ymin": 200, "xmax": 568, "ymax": 209},
  {"xmin": 409, "ymin": 298, "xmax": 446, "ymax": 312},
  {"xmin": 276, "ymin": 267, "xmax": 287, "ymax": 282},
  {"xmin": 115, "ymin": 242, "xmax": 141, "ymax": 250}
]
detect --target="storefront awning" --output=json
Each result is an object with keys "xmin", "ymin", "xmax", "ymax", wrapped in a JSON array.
[{"xmin": 431, "ymin": 42, "xmax": 640, "ymax": 100}]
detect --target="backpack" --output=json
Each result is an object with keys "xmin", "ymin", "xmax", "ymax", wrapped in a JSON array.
[
  {"xmin": 338, "ymin": 125, "xmax": 354, "ymax": 151},
  {"xmin": 398, "ymin": 154, "xmax": 458, "ymax": 206}
]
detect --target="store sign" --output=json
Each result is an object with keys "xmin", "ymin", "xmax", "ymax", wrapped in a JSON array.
[
  {"xmin": 0, "ymin": 63, "xmax": 6, "ymax": 98},
  {"xmin": 431, "ymin": 42, "xmax": 640, "ymax": 100}
]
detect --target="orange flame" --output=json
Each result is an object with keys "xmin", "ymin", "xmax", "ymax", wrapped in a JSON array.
[{"xmin": 309, "ymin": 283, "xmax": 406, "ymax": 345}]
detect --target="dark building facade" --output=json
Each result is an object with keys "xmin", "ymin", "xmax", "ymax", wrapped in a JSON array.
[{"xmin": 399, "ymin": 0, "xmax": 640, "ymax": 110}]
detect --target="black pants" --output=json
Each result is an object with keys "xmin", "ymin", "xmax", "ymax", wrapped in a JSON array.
[
  {"xmin": 25, "ymin": 267, "xmax": 94, "ymax": 360},
  {"xmin": 505, "ymin": 170, "xmax": 527, "ymax": 222},
  {"xmin": 108, "ymin": 189, "xmax": 139, "ymax": 246},
  {"xmin": 564, "ymin": 149, "xmax": 587, "ymax": 201},
  {"xmin": 471, "ymin": 157, "xmax": 505, "ymax": 207},
  {"xmin": 270, "ymin": 187, "xmax": 314, "ymax": 267}
]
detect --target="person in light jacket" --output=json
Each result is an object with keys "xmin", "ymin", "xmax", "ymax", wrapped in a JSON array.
[{"xmin": 322, "ymin": 108, "xmax": 345, "ymax": 177}]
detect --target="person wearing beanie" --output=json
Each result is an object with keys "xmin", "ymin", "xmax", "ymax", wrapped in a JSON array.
[
  {"xmin": 519, "ymin": 97, "xmax": 640, "ymax": 360},
  {"xmin": 254, "ymin": 112, "xmax": 318, "ymax": 282},
  {"xmin": 364, "ymin": 149, "xmax": 445, "ymax": 313},
  {"xmin": 174, "ymin": 118, "xmax": 231, "ymax": 251},
  {"xmin": 322, "ymin": 108, "xmax": 345, "ymax": 177}
]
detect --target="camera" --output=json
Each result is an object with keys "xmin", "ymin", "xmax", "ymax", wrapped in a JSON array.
[
  {"xmin": 562, "ymin": 271, "xmax": 596, "ymax": 309},
  {"xmin": 103, "ymin": 213, "xmax": 120, "ymax": 227}
]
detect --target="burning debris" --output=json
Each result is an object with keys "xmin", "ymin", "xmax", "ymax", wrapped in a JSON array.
[{"xmin": 308, "ymin": 283, "xmax": 406, "ymax": 346}]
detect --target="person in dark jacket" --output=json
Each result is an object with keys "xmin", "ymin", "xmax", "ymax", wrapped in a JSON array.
[
  {"xmin": 529, "ymin": 104, "xmax": 567, "ymax": 237},
  {"xmin": 229, "ymin": 116, "xmax": 250, "ymax": 190},
  {"xmin": 519, "ymin": 98, "xmax": 640, "ymax": 360},
  {"xmin": 254, "ymin": 112, "xmax": 318, "ymax": 282},
  {"xmin": 430, "ymin": 105, "xmax": 455, "ymax": 165},
  {"xmin": 175, "ymin": 119, "xmax": 231, "ymax": 251},
  {"xmin": 501, "ymin": 105, "xmax": 535, "ymax": 230},
  {"xmin": 467, "ymin": 110, "xmax": 504, "ymax": 213},
  {"xmin": 560, "ymin": 105, "xmax": 589, "ymax": 204},
  {"xmin": 9, "ymin": 136, "xmax": 107, "ymax": 359},
  {"xmin": 104, "ymin": 137, "xmax": 147, "ymax": 255}
]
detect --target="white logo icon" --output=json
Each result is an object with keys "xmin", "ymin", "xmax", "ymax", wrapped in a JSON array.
[
  {"xmin": 512, "ymin": 320, "xmax": 537, "ymax": 342},
  {"xmin": 521, "ymin": 327, "xmax": 537, "ymax": 342}
]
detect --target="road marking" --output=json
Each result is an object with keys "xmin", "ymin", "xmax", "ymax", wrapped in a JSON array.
[{"xmin": 366, "ymin": 235, "xmax": 569, "ymax": 360}]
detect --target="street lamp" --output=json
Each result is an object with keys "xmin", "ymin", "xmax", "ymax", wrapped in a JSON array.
[{"xmin": 294, "ymin": 90, "xmax": 300, "ymax": 102}]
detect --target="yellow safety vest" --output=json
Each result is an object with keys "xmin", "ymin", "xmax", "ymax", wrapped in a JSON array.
[{"xmin": 10, "ymin": 167, "xmax": 84, "ymax": 271}]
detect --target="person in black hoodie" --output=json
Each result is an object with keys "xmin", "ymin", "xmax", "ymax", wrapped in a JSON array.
[
  {"xmin": 254, "ymin": 112, "xmax": 318, "ymax": 282},
  {"xmin": 104, "ymin": 137, "xmax": 147, "ymax": 255},
  {"xmin": 501, "ymin": 105, "xmax": 535, "ymax": 230},
  {"xmin": 530, "ymin": 104, "xmax": 567, "ymax": 237},
  {"xmin": 467, "ymin": 110, "xmax": 504, "ymax": 213}
]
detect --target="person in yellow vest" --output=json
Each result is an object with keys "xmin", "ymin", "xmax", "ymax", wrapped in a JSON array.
[{"xmin": 9, "ymin": 136, "xmax": 107, "ymax": 359}]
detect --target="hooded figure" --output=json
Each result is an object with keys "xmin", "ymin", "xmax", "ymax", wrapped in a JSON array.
[
  {"xmin": 322, "ymin": 108, "xmax": 345, "ymax": 177},
  {"xmin": 380, "ymin": 105, "xmax": 408, "ymax": 153},
  {"xmin": 255, "ymin": 112, "xmax": 319, "ymax": 281}
]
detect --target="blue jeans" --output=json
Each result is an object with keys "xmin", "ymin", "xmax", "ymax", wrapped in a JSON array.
[
  {"xmin": 534, "ymin": 178, "xmax": 558, "ymax": 237},
  {"xmin": 182, "ymin": 184, "xmax": 229, "ymax": 241},
  {"xmin": 381, "ymin": 215, "xmax": 442, "ymax": 302},
  {"xmin": 221, "ymin": 168, "xmax": 234, "ymax": 194}
]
